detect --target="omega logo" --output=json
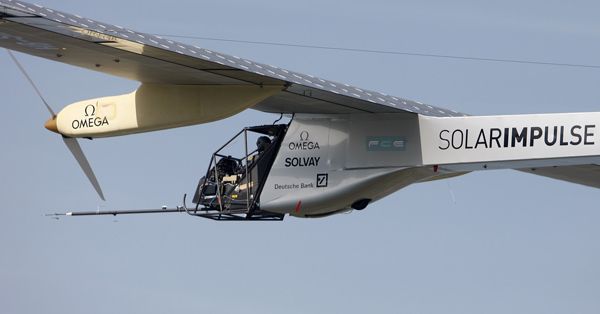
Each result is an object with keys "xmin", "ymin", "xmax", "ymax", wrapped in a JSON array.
[
  {"xmin": 300, "ymin": 131, "xmax": 309, "ymax": 141},
  {"xmin": 71, "ymin": 102, "xmax": 109, "ymax": 130},
  {"xmin": 84, "ymin": 104, "xmax": 96, "ymax": 117},
  {"xmin": 288, "ymin": 130, "xmax": 320, "ymax": 150}
]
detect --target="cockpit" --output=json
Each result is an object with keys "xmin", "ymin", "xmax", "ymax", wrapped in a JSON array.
[{"xmin": 190, "ymin": 124, "xmax": 287, "ymax": 220}]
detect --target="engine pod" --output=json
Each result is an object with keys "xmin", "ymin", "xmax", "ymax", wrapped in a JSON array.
[{"xmin": 55, "ymin": 84, "xmax": 282, "ymax": 138}]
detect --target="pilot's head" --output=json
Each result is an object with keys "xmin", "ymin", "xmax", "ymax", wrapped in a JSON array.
[{"xmin": 256, "ymin": 136, "xmax": 271, "ymax": 152}]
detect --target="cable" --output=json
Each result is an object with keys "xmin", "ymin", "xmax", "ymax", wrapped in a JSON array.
[{"xmin": 154, "ymin": 34, "xmax": 600, "ymax": 70}]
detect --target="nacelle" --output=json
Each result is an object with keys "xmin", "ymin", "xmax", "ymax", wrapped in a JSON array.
[{"xmin": 51, "ymin": 84, "xmax": 281, "ymax": 138}]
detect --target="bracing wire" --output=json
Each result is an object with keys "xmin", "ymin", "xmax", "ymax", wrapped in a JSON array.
[{"xmin": 154, "ymin": 34, "xmax": 600, "ymax": 70}]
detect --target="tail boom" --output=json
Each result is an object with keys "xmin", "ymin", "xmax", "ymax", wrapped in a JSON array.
[{"xmin": 419, "ymin": 112, "xmax": 600, "ymax": 171}]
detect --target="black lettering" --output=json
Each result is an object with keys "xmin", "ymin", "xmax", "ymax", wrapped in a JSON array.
[
  {"xmin": 475, "ymin": 129, "xmax": 488, "ymax": 149},
  {"xmin": 503, "ymin": 128, "xmax": 509, "ymax": 147},
  {"xmin": 559, "ymin": 126, "xmax": 569, "ymax": 146},
  {"xmin": 313, "ymin": 157, "xmax": 320, "ymax": 166},
  {"xmin": 529, "ymin": 127, "xmax": 543, "ymax": 147},
  {"xmin": 570, "ymin": 125, "xmax": 582, "ymax": 145},
  {"xmin": 300, "ymin": 182, "xmax": 314, "ymax": 188},
  {"xmin": 489, "ymin": 128, "xmax": 502, "ymax": 148},
  {"xmin": 511, "ymin": 127, "xmax": 528, "ymax": 147},
  {"xmin": 465, "ymin": 129, "xmax": 473, "ymax": 149},
  {"xmin": 584, "ymin": 125, "xmax": 595, "ymax": 145},
  {"xmin": 284, "ymin": 157, "xmax": 320, "ymax": 167},
  {"xmin": 451, "ymin": 130, "xmax": 463, "ymax": 149},
  {"xmin": 288, "ymin": 141, "xmax": 320, "ymax": 150},
  {"xmin": 72, "ymin": 120, "xmax": 79, "ymax": 129},
  {"xmin": 439, "ymin": 130, "xmax": 450, "ymax": 150},
  {"xmin": 544, "ymin": 126, "xmax": 557, "ymax": 146}
]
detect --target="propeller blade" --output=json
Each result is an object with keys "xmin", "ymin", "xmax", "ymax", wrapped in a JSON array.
[
  {"xmin": 6, "ymin": 49, "xmax": 56, "ymax": 117},
  {"xmin": 8, "ymin": 48, "xmax": 105, "ymax": 201},
  {"xmin": 62, "ymin": 137, "xmax": 106, "ymax": 201}
]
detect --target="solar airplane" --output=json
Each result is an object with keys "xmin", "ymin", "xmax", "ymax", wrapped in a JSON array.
[{"xmin": 1, "ymin": 0, "xmax": 599, "ymax": 221}]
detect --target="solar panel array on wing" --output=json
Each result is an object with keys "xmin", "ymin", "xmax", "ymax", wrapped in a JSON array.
[{"xmin": 0, "ymin": 0, "xmax": 466, "ymax": 117}]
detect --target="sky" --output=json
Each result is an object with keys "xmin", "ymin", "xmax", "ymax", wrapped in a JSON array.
[{"xmin": 1, "ymin": 0, "xmax": 600, "ymax": 313}]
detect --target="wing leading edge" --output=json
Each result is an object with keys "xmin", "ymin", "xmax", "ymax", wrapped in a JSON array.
[{"xmin": 0, "ymin": 0, "xmax": 465, "ymax": 116}]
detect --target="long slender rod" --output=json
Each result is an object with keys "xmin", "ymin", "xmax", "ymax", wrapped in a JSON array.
[{"xmin": 48, "ymin": 208, "xmax": 186, "ymax": 217}]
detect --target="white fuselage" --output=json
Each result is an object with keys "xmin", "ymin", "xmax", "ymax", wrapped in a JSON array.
[{"xmin": 260, "ymin": 112, "xmax": 600, "ymax": 217}]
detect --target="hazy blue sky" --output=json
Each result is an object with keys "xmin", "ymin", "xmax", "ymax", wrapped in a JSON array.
[{"xmin": 1, "ymin": 1, "xmax": 600, "ymax": 313}]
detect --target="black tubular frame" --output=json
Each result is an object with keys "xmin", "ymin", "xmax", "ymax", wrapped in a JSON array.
[{"xmin": 190, "ymin": 124, "xmax": 288, "ymax": 221}]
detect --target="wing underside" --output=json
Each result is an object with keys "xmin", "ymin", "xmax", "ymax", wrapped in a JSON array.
[
  {"xmin": 0, "ymin": 0, "xmax": 464, "ymax": 117},
  {"xmin": 519, "ymin": 165, "xmax": 600, "ymax": 189}
]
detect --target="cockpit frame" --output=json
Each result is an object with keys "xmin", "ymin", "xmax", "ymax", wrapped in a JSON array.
[{"xmin": 188, "ymin": 124, "xmax": 288, "ymax": 221}]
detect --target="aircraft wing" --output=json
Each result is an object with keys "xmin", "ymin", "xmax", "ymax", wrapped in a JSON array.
[
  {"xmin": 0, "ymin": 0, "xmax": 464, "ymax": 117},
  {"xmin": 519, "ymin": 165, "xmax": 600, "ymax": 189}
]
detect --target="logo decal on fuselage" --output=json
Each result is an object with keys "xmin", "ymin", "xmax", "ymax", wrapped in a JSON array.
[
  {"xmin": 71, "ymin": 102, "xmax": 110, "ymax": 130},
  {"xmin": 285, "ymin": 157, "xmax": 320, "ymax": 167},
  {"xmin": 316, "ymin": 173, "xmax": 328, "ymax": 187},
  {"xmin": 283, "ymin": 130, "xmax": 323, "ymax": 168},
  {"xmin": 288, "ymin": 130, "xmax": 320, "ymax": 150},
  {"xmin": 367, "ymin": 136, "xmax": 406, "ymax": 151},
  {"xmin": 438, "ymin": 125, "xmax": 596, "ymax": 150}
]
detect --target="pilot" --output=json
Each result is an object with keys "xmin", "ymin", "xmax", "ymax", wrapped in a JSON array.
[
  {"xmin": 247, "ymin": 136, "xmax": 272, "ymax": 169},
  {"xmin": 256, "ymin": 136, "xmax": 272, "ymax": 154}
]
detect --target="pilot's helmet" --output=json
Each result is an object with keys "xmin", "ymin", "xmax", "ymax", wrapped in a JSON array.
[{"xmin": 256, "ymin": 136, "xmax": 272, "ymax": 152}]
